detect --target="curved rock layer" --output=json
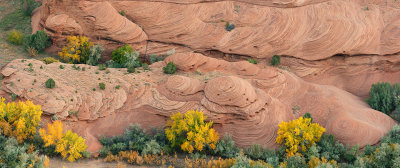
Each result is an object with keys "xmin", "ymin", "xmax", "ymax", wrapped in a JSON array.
[
  {"xmin": 0, "ymin": 52, "xmax": 396, "ymax": 152},
  {"xmin": 35, "ymin": 0, "xmax": 400, "ymax": 60}
]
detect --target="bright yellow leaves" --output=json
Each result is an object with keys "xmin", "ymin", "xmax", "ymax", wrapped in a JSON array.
[
  {"xmin": 39, "ymin": 121, "xmax": 87, "ymax": 162},
  {"xmin": 165, "ymin": 110, "xmax": 219, "ymax": 153},
  {"xmin": 39, "ymin": 120, "xmax": 63, "ymax": 147},
  {"xmin": 276, "ymin": 117, "xmax": 325, "ymax": 156},
  {"xmin": 58, "ymin": 36, "xmax": 93, "ymax": 63},
  {"xmin": 0, "ymin": 97, "xmax": 42, "ymax": 143}
]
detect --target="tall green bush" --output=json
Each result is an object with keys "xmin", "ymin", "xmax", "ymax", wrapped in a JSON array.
[
  {"xmin": 163, "ymin": 62, "xmax": 177, "ymax": 74},
  {"xmin": 23, "ymin": 30, "xmax": 51, "ymax": 52},
  {"xmin": 214, "ymin": 134, "xmax": 240, "ymax": 158},
  {"xmin": 271, "ymin": 55, "xmax": 280, "ymax": 66},
  {"xmin": 111, "ymin": 44, "xmax": 133, "ymax": 65},
  {"xmin": 366, "ymin": 82, "xmax": 400, "ymax": 115},
  {"xmin": 87, "ymin": 44, "xmax": 104, "ymax": 66}
]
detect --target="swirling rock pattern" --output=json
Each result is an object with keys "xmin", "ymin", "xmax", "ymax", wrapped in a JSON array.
[
  {"xmin": 0, "ymin": 52, "xmax": 396, "ymax": 152},
  {"xmin": 34, "ymin": 0, "xmax": 400, "ymax": 60}
]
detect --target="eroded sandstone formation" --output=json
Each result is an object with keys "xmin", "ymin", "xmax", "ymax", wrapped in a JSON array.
[
  {"xmin": 0, "ymin": 53, "xmax": 396, "ymax": 152},
  {"xmin": 32, "ymin": 0, "xmax": 400, "ymax": 97}
]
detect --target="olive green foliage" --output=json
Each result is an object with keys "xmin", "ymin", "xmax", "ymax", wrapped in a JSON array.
[
  {"xmin": 271, "ymin": 55, "xmax": 280, "ymax": 66},
  {"xmin": 0, "ymin": 135, "xmax": 48, "ymax": 168},
  {"xmin": 142, "ymin": 63, "xmax": 149, "ymax": 70},
  {"xmin": 163, "ymin": 62, "xmax": 177, "ymax": 74},
  {"xmin": 355, "ymin": 143, "xmax": 400, "ymax": 168},
  {"xmin": 247, "ymin": 58, "xmax": 258, "ymax": 64},
  {"xmin": 120, "ymin": 10, "xmax": 125, "ymax": 16},
  {"xmin": 231, "ymin": 153, "xmax": 251, "ymax": 168},
  {"xmin": 245, "ymin": 144, "xmax": 275, "ymax": 161},
  {"xmin": 149, "ymin": 54, "xmax": 165, "ymax": 64},
  {"xmin": 313, "ymin": 134, "xmax": 345, "ymax": 162},
  {"xmin": 45, "ymin": 78, "xmax": 55, "ymax": 88},
  {"xmin": 8, "ymin": 30, "xmax": 23, "ymax": 45},
  {"xmin": 98, "ymin": 64, "xmax": 107, "ymax": 71},
  {"xmin": 111, "ymin": 44, "xmax": 133, "ymax": 65},
  {"xmin": 367, "ymin": 82, "xmax": 400, "ymax": 115},
  {"xmin": 214, "ymin": 134, "xmax": 240, "ymax": 158},
  {"xmin": 23, "ymin": 30, "xmax": 51, "ymax": 52},
  {"xmin": 20, "ymin": 0, "xmax": 40, "ymax": 16},
  {"xmin": 142, "ymin": 140, "xmax": 161, "ymax": 155},
  {"xmin": 41, "ymin": 57, "xmax": 59, "ymax": 64},
  {"xmin": 87, "ymin": 44, "xmax": 104, "ymax": 66},
  {"xmin": 127, "ymin": 66, "xmax": 135, "ymax": 73},
  {"xmin": 381, "ymin": 124, "xmax": 400, "ymax": 144},
  {"xmin": 99, "ymin": 124, "xmax": 151, "ymax": 157},
  {"xmin": 124, "ymin": 51, "xmax": 141, "ymax": 69},
  {"xmin": 99, "ymin": 83, "xmax": 105, "ymax": 90},
  {"xmin": 284, "ymin": 155, "xmax": 308, "ymax": 168}
]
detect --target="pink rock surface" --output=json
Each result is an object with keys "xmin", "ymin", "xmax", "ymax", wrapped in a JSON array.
[{"xmin": 0, "ymin": 53, "xmax": 396, "ymax": 152}]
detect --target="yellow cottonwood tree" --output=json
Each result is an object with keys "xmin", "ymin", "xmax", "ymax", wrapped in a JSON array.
[
  {"xmin": 39, "ymin": 121, "xmax": 87, "ymax": 162},
  {"xmin": 165, "ymin": 110, "xmax": 219, "ymax": 153},
  {"xmin": 58, "ymin": 36, "xmax": 93, "ymax": 63},
  {"xmin": 0, "ymin": 97, "xmax": 42, "ymax": 143},
  {"xmin": 276, "ymin": 117, "xmax": 325, "ymax": 156}
]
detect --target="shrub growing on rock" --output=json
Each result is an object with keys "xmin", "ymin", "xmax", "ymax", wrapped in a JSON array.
[
  {"xmin": 45, "ymin": 78, "xmax": 55, "ymax": 88},
  {"xmin": 276, "ymin": 116, "xmax": 325, "ymax": 156},
  {"xmin": 247, "ymin": 58, "xmax": 258, "ymax": 64},
  {"xmin": 165, "ymin": 110, "xmax": 219, "ymax": 153},
  {"xmin": 99, "ymin": 82, "xmax": 106, "ymax": 90},
  {"xmin": 163, "ymin": 62, "xmax": 177, "ymax": 74},
  {"xmin": 59, "ymin": 36, "xmax": 93, "ymax": 64},
  {"xmin": 7, "ymin": 30, "xmax": 23, "ymax": 45},
  {"xmin": 23, "ymin": 30, "xmax": 51, "ymax": 52},
  {"xmin": 225, "ymin": 22, "xmax": 235, "ymax": 31},
  {"xmin": 271, "ymin": 55, "xmax": 280, "ymax": 66},
  {"xmin": 41, "ymin": 57, "xmax": 59, "ymax": 64}
]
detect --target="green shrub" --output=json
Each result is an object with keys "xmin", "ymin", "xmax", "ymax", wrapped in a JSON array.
[
  {"xmin": 303, "ymin": 112, "xmax": 313, "ymax": 123},
  {"xmin": 247, "ymin": 58, "xmax": 258, "ymax": 64},
  {"xmin": 111, "ymin": 44, "xmax": 133, "ymax": 65},
  {"xmin": 149, "ymin": 54, "xmax": 166, "ymax": 64},
  {"xmin": 366, "ymin": 82, "xmax": 400, "ymax": 114},
  {"xmin": 120, "ymin": 10, "xmax": 125, "ymax": 16},
  {"xmin": 124, "ymin": 51, "xmax": 141, "ymax": 68},
  {"xmin": 0, "ymin": 135, "xmax": 48, "ymax": 168},
  {"xmin": 142, "ymin": 63, "xmax": 149, "ymax": 70},
  {"xmin": 284, "ymin": 155, "xmax": 308, "ymax": 168},
  {"xmin": 99, "ymin": 83, "xmax": 105, "ymax": 90},
  {"xmin": 231, "ymin": 153, "xmax": 251, "ymax": 168},
  {"xmin": 271, "ymin": 55, "xmax": 280, "ymax": 66},
  {"xmin": 115, "ymin": 85, "xmax": 120, "ymax": 89},
  {"xmin": 355, "ymin": 143, "xmax": 400, "ymax": 168},
  {"xmin": 99, "ymin": 124, "xmax": 150, "ymax": 156},
  {"xmin": 98, "ymin": 64, "xmax": 107, "ymax": 71},
  {"xmin": 163, "ymin": 62, "xmax": 177, "ymax": 74},
  {"xmin": 214, "ymin": 134, "xmax": 240, "ymax": 158},
  {"xmin": 225, "ymin": 22, "xmax": 235, "ymax": 32},
  {"xmin": 59, "ymin": 65, "xmax": 64, "ymax": 69},
  {"xmin": 87, "ymin": 44, "xmax": 104, "ymax": 66},
  {"xmin": 45, "ymin": 78, "xmax": 55, "ymax": 88},
  {"xmin": 7, "ymin": 30, "xmax": 23, "ymax": 45},
  {"xmin": 244, "ymin": 144, "xmax": 275, "ymax": 161},
  {"xmin": 41, "ymin": 57, "xmax": 59, "ymax": 64},
  {"xmin": 127, "ymin": 66, "xmax": 135, "ymax": 73},
  {"xmin": 20, "ymin": 0, "xmax": 40, "ymax": 16},
  {"xmin": 315, "ymin": 134, "xmax": 345, "ymax": 162},
  {"xmin": 23, "ymin": 30, "xmax": 51, "ymax": 52},
  {"xmin": 381, "ymin": 125, "xmax": 400, "ymax": 144},
  {"xmin": 142, "ymin": 140, "xmax": 161, "ymax": 155},
  {"xmin": 10, "ymin": 93, "xmax": 17, "ymax": 101}
]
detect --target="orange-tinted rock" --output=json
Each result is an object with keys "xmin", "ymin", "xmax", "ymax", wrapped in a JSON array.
[{"xmin": 0, "ymin": 52, "xmax": 396, "ymax": 152}]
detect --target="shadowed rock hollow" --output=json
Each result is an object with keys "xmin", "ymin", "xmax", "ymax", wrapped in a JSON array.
[{"xmin": 0, "ymin": 52, "xmax": 396, "ymax": 152}]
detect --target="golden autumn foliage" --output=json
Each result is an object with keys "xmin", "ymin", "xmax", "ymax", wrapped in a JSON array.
[
  {"xmin": 308, "ymin": 156, "xmax": 338, "ymax": 168},
  {"xmin": 39, "ymin": 121, "xmax": 87, "ymax": 162},
  {"xmin": 0, "ymin": 97, "xmax": 42, "ymax": 143},
  {"xmin": 165, "ymin": 110, "xmax": 219, "ymax": 153},
  {"xmin": 58, "ymin": 36, "xmax": 93, "ymax": 63},
  {"xmin": 276, "ymin": 117, "xmax": 326, "ymax": 156}
]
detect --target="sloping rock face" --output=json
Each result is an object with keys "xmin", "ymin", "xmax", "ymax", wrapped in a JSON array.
[
  {"xmin": 0, "ymin": 53, "xmax": 396, "ymax": 152},
  {"xmin": 33, "ymin": 0, "xmax": 400, "ymax": 97}
]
